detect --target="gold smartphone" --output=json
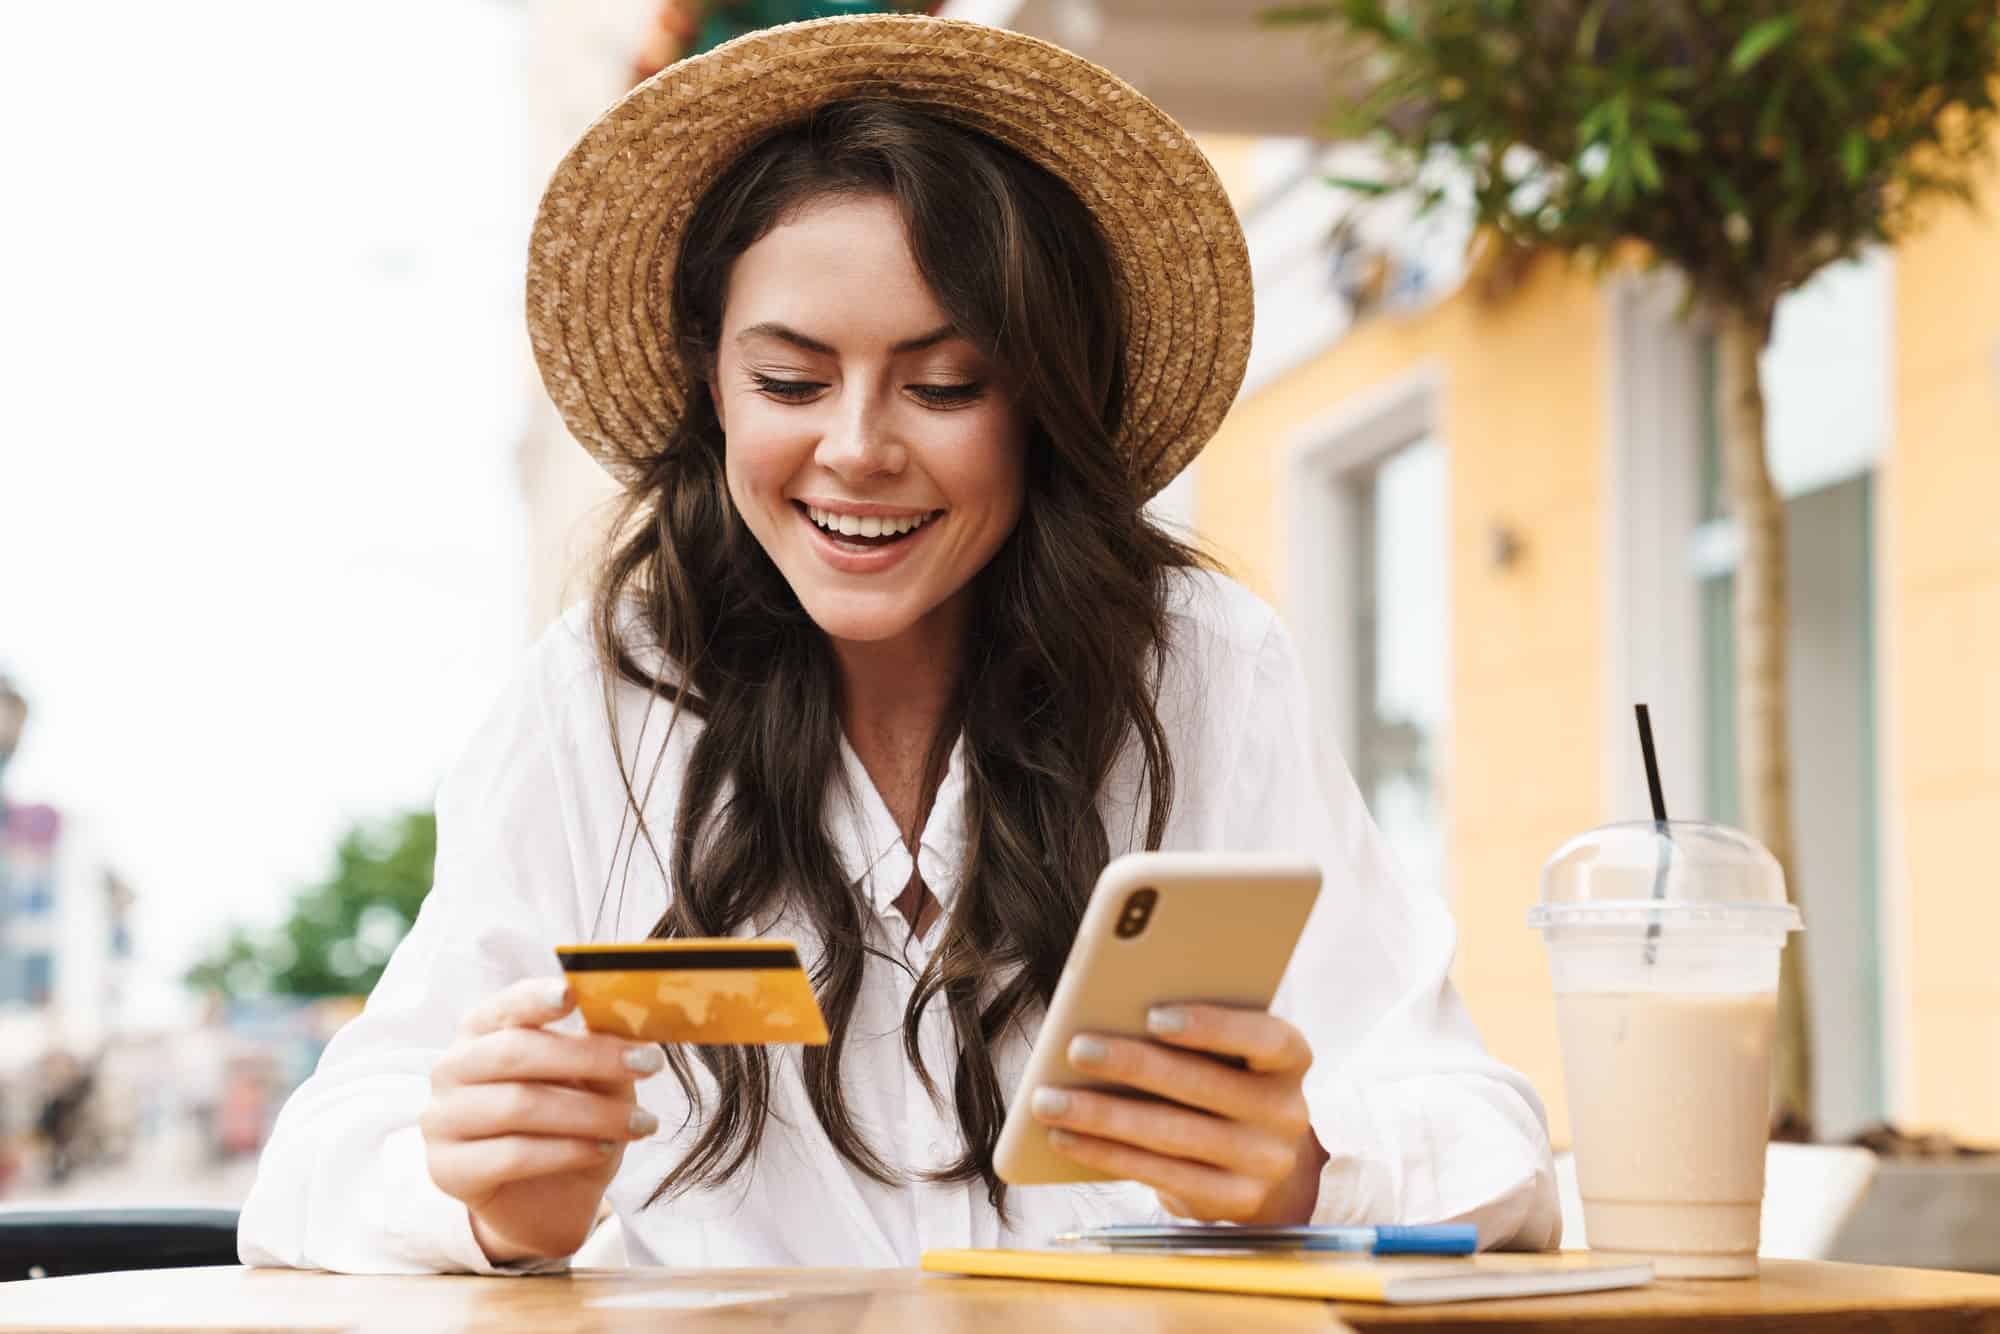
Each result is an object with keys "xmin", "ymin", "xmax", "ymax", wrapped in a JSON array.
[
  {"xmin": 992, "ymin": 852, "xmax": 1322, "ymax": 1186},
  {"xmin": 554, "ymin": 939, "xmax": 829, "ymax": 1046}
]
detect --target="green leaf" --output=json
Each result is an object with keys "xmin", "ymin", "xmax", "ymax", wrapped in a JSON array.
[
  {"xmin": 1576, "ymin": 0, "xmax": 1609, "ymax": 61},
  {"xmin": 1852, "ymin": 29, "xmax": 1908, "ymax": 66},
  {"xmin": 1804, "ymin": 57, "xmax": 1850, "ymax": 114},
  {"xmin": 1256, "ymin": 3, "xmax": 1340, "ymax": 25},
  {"xmin": 1891, "ymin": 0, "xmax": 1930, "ymax": 33},
  {"xmin": 1641, "ymin": 100, "xmax": 1701, "ymax": 151},
  {"xmin": 1729, "ymin": 15, "xmax": 1799, "ymax": 74},
  {"xmin": 1640, "ymin": 98, "xmax": 1691, "ymax": 129},
  {"xmin": 1322, "ymin": 174, "xmax": 1395, "ymax": 195},
  {"xmin": 1631, "ymin": 139, "xmax": 1664, "ymax": 191},
  {"xmin": 1757, "ymin": 72, "xmax": 1796, "ymax": 146},
  {"xmin": 1841, "ymin": 129, "xmax": 1869, "ymax": 185},
  {"xmin": 1585, "ymin": 144, "xmax": 1628, "ymax": 205},
  {"xmin": 1780, "ymin": 137, "xmax": 1806, "ymax": 191}
]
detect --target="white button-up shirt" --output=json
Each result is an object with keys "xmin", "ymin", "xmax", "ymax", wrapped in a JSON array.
[{"xmin": 238, "ymin": 570, "xmax": 1560, "ymax": 1274}]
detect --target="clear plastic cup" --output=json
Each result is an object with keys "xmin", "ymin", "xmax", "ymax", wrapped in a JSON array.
[{"xmin": 1529, "ymin": 820, "xmax": 1802, "ymax": 1278}]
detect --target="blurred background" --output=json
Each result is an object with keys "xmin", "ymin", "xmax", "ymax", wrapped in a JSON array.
[{"xmin": 0, "ymin": 0, "xmax": 1994, "ymax": 1271}]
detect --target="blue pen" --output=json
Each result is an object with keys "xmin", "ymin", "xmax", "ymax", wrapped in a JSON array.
[
  {"xmin": 1308, "ymin": 1225, "xmax": 1479, "ymax": 1255},
  {"xmin": 1053, "ymin": 1223, "xmax": 1478, "ymax": 1256}
]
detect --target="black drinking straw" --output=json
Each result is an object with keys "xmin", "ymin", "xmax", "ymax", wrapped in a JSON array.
[
  {"xmin": 1637, "ymin": 705, "xmax": 1668, "ymax": 825},
  {"xmin": 1636, "ymin": 704, "xmax": 1670, "ymax": 963}
]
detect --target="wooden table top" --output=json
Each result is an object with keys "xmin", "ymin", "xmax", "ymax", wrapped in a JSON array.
[{"xmin": 5, "ymin": 1259, "xmax": 2000, "ymax": 1333}]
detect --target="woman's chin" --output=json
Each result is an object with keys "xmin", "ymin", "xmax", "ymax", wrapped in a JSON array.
[{"xmin": 796, "ymin": 595, "xmax": 929, "ymax": 647}]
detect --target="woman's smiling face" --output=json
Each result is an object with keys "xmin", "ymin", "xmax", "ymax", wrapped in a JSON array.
[{"xmin": 709, "ymin": 194, "xmax": 1029, "ymax": 650}]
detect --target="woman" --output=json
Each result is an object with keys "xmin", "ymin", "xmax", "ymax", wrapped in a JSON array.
[{"xmin": 239, "ymin": 14, "xmax": 1559, "ymax": 1273}]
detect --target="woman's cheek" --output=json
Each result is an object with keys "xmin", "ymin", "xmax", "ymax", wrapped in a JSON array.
[{"xmin": 725, "ymin": 413, "xmax": 803, "ymax": 504}]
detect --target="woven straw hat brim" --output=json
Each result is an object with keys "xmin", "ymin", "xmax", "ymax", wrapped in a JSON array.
[{"xmin": 525, "ymin": 13, "xmax": 1253, "ymax": 500}]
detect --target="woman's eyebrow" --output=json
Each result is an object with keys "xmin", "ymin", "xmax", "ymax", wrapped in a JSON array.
[{"xmin": 735, "ymin": 321, "xmax": 961, "ymax": 356}]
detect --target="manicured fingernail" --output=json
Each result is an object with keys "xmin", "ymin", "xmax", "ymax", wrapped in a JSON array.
[
  {"xmin": 1047, "ymin": 1128, "xmax": 1076, "ymax": 1149},
  {"xmin": 1031, "ymin": 1087, "xmax": 1072, "ymax": 1119},
  {"xmin": 541, "ymin": 979, "xmax": 572, "ymax": 1011},
  {"xmin": 596, "ymin": 1139, "xmax": 616, "ymax": 1155},
  {"xmin": 1067, "ymin": 1035, "xmax": 1107, "ymax": 1068},
  {"xmin": 628, "ymin": 1108, "xmax": 660, "ymax": 1137},
  {"xmin": 623, "ymin": 1044, "xmax": 665, "ymax": 1074},
  {"xmin": 1146, "ymin": 1006, "xmax": 1188, "ymax": 1035}
]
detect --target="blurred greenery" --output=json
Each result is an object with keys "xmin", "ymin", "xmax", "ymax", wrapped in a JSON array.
[
  {"xmin": 691, "ymin": 1, "xmax": 935, "ymax": 56},
  {"xmin": 186, "ymin": 811, "xmax": 434, "ymax": 1000}
]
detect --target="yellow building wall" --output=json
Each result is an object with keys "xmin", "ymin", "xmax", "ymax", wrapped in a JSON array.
[
  {"xmin": 1191, "ymin": 160, "xmax": 1608, "ymax": 1138},
  {"xmin": 1885, "ymin": 132, "xmax": 2000, "ymax": 1139},
  {"xmin": 1197, "ymin": 122, "xmax": 2000, "ymax": 1146}
]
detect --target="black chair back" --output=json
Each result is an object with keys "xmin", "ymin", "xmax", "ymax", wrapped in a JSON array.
[{"xmin": 0, "ymin": 1208, "xmax": 241, "ymax": 1281}]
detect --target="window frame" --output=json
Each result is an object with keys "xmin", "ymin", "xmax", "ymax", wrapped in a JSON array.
[{"xmin": 1283, "ymin": 367, "xmax": 1453, "ymax": 904}]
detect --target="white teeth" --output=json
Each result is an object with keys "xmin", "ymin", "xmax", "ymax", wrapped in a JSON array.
[{"xmin": 805, "ymin": 505, "xmax": 937, "ymax": 539}]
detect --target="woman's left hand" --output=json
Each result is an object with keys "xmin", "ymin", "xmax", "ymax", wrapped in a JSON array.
[{"xmin": 1030, "ymin": 1004, "xmax": 1329, "ymax": 1224}]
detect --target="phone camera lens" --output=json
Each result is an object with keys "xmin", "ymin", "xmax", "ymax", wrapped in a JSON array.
[{"xmin": 1115, "ymin": 887, "xmax": 1157, "ymax": 939}]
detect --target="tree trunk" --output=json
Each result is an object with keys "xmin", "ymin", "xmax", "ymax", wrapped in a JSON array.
[{"xmin": 1716, "ymin": 305, "xmax": 1815, "ymax": 1134}]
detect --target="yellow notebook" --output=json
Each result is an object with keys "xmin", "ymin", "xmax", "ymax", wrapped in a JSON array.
[{"xmin": 920, "ymin": 1249, "xmax": 1654, "ymax": 1305}]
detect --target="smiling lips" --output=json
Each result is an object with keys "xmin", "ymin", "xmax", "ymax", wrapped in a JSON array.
[
  {"xmin": 793, "ymin": 500, "xmax": 943, "ymax": 573},
  {"xmin": 802, "ymin": 503, "xmax": 940, "ymax": 542}
]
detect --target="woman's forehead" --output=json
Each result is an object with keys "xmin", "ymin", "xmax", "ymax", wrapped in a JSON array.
[
  {"xmin": 737, "ymin": 196, "xmax": 918, "ymax": 280},
  {"xmin": 726, "ymin": 198, "xmax": 967, "ymax": 354}
]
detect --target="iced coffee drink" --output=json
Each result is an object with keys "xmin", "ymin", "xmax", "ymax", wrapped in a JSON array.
[
  {"xmin": 1558, "ymin": 990, "xmax": 1777, "ymax": 1273},
  {"xmin": 1532, "ymin": 821, "xmax": 1801, "ymax": 1278}
]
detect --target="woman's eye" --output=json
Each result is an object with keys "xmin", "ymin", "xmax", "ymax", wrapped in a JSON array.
[
  {"xmin": 750, "ymin": 374, "xmax": 822, "ymax": 402},
  {"xmin": 750, "ymin": 374, "xmax": 985, "ymax": 408},
  {"xmin": 910, "ymin": 382, "xmax": 984, "ymax": 406}
]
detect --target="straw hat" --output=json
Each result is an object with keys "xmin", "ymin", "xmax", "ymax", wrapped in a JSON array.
[{"xmin": 525, "ymin": 13, "xmax": 1254, "ymax": 500}]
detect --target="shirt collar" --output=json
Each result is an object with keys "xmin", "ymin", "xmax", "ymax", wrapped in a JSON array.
[{"xmin": 832, "ymin": 732, "xmax": 968, "ymax": 920}]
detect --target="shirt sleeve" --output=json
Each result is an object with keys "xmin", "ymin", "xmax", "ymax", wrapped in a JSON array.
[
  {"xmin": 1238, "ymin": 617, "xmax": 1562, "ymax": 1251},
  {"xmin": 237, "ymin": 626, "xmax": 591, "ymax": 1275}
]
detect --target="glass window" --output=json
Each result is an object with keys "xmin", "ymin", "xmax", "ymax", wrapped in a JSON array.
[
  {"xmin": 1352, "ymin": 437, "xmax": 1448, "ymax": 899},
  {"xmin": 1762, "ymin": 253, "xmax": 1891, "ymax": 498}
]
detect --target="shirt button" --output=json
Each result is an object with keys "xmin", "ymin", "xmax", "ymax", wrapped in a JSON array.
[{"xmin": 928, "ymin": 1138, "xmax": 946, "ymax": 1158}]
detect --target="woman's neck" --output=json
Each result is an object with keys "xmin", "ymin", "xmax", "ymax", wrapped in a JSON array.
[{"xmin": 831, "ymin": 593, "xmax": 969, "ymax": 843}]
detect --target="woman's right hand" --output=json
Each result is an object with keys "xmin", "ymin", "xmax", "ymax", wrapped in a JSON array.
[{"xmin": 421, "ymin": 977, "xmax": 666, "ymax": 1266}]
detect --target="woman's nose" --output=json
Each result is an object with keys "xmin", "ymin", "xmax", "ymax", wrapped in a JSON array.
[{"xmin": 813, "ymin": 393, "xmax": 906, "ymax": 480}]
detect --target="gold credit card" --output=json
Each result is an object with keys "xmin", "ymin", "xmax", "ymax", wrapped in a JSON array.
[{"xmin": 555, "ymin": 939, "xmax": 829, "ymax": 1046}]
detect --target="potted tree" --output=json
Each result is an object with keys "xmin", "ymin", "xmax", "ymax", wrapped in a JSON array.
[{"xmin": 1264, "ymin": 0, "xmax": 2000, "ymax": 1265}]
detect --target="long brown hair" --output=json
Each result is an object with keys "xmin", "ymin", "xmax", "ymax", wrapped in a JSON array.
[{"xmin": 589, "ymin": 98, "xmax": 1202, "ymax": 1212}]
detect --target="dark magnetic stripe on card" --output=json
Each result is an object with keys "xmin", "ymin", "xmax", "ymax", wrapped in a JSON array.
[{"xmin": 556, "ymin": 948, "xmax": 803, "ymax": 972}]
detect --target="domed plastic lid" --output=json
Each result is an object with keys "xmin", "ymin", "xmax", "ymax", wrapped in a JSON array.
[{"xmin": 1528, "ymin": 819, "xmax": 1801, "ymax": 932}]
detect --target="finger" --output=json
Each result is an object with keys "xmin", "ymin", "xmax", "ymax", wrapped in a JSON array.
[
  {"xmin": 426, "ymin": 1134, "xmax": 617, "ymax": 1203},
  {"xmin": 423, "ymin": 1082, "xmax": 660, "ymax": 1146},
  {"xmin": 1043, "ymin": 1127, "xmax": 1271, "ymax": 1223},
  {"xmin": 1067, "ymin": 1034, "xmax": 1308, "ymax": 1137},
  {"xmin": 460, "ymin": 977, "xmax": 576, "ymax": 1038},
  {"xmin": 1144, "ymin": 1005, "xmax": 1312, "ymax": 1074},
  {"xmin": 1028, "ymin": 1086, "xmax": 1295, "ymax": 1181},
  {"xmin": 435, "ymin": 1027, "xmax": 664, "ymax": 1093}
]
